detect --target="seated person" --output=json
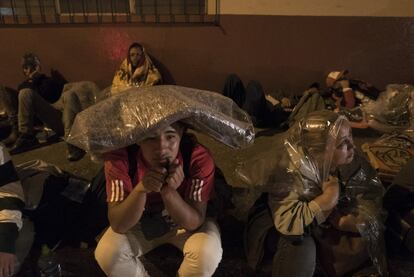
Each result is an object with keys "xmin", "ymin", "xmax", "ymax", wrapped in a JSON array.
[
  {"xmin": 111, "ymin": 42, "xmax": 162, "ymax": 95},
  {"xmin": 0, "ymin": 53, "xmax": 63, "ymax": 148},
  {"xmin": 0, "ymin": 143, "xmax": 35, "ymax": 276},
  {"xmin": 222, "ymin": 74, "xmax": 290, "ymax": 128},
  {"xmin": 243, "ymin": 110, "xmax": 386, "ymax": 276},
  {"xmin": 1, "ymin": 53, "xmax": 98, "ymax": 161},
  {"xmin": 94, "ymin": 122, "xmax": 222, "ymax": 276}
]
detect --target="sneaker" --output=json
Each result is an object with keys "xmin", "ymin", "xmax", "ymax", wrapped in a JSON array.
[
  {"xmin": 67, "ymin": 143, "xmax": 86, "ymax": 162},
  {"xmin": 9, "ymin": 134, "xmax": 40, "ymax": 155},
  {"xmin": 1, "ymin": 128, "xmax": 18, "ymax": 147}
]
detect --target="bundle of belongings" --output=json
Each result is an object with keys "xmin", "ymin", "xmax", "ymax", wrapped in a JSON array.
[
  {"xmin": 363, "ymin": 84, "xmax": 414, "ymax": 133},
  {"xmin": 288, "ymin": 70, "xmax": 414, "ymax": 133},
  {"xmin": 383, "ymin": 157, "xmax": 414, "ymax": 254},
  {"xmin": 362, "ymin": 133, "xmax": 414, "ymax": 184}
]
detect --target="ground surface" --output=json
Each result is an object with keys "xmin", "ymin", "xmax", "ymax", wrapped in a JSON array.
[{"xmin": 4, "ymin": 126, "xmax": 414, "ymax": 277}]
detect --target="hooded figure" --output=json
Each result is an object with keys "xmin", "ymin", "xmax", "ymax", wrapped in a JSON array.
[
  {"xmin": 239, "ymin": 110, "xmax": 386, "ymax": 276},
  {"xmin": 111, "ymin": 42, "xmax": 162, "ymax": 95}
]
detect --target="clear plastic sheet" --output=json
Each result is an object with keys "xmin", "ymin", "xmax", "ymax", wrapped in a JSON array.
[
  {"xmin": 235, "ymin": 110, "xmax": 386, "ymax": 275},
  {"xmin": 236, "ymin": 110, "xmax": 346, "ymax": 197},
  {"xmin": 339, "ymin": 160, "xmax": 387, "ymax": 276},
  {"xmin": 363, "ymin": 84, "xmax": 414, "ymax": 132},
  {"xmin": 67, "ymin": 85, "xmax": 254, "ymax": 153}
]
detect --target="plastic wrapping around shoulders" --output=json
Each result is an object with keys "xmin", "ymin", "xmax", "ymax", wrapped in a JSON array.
[
  {"xmin": 338, "ymin": 153, "xmax": 387, "ymax": 276},
  {"xmin": 67, "ymin": 85, "xmax": 255, "ymax": 153}
]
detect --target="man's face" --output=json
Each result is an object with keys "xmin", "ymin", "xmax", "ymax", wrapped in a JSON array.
[
  {"xmin": 22, "ymin": 65, "xmax": 36, "ymax": 77},
  {"xmin": 140, "ymin": 124, "xmax": 183, "ymax": 168},
  {"xmin": 129, "ymin": 47, "xmax": 143, "ymax": 67}
]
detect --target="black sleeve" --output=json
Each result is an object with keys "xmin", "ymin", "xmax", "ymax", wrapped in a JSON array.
[{"xmin": 18, "ymin": 74, "xmax": 62, "ymax": 103}]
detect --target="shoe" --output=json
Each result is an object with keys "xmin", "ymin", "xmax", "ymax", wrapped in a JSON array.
[
  {"xmin": 9, "ymin": 134, "xmax": 39, "ymax": 155},
  {"xmin": 1, "ymin": 128, "xmax": 18, "ymax": 147},
  {"xmin": 67, "ymin": 143, "xmax": 86, "ymax": 162}
]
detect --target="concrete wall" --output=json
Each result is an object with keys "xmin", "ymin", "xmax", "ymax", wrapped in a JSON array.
[{"xmin": 1, "ymin": 1, "xmax": 414, "ymax": 95}]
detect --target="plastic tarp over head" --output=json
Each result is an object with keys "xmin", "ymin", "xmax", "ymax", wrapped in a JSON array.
[
  {"xmin": 235, "ymin": 110, "xmax": 386, "ymax": 275},
  {"xmin": 67, "ymin": 85, "xmax": 254, "ymax": 153}
]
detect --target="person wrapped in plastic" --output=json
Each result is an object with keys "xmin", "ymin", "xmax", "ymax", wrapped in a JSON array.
[
  {"xmin": 239, "ymin": 110, "xmax": 387, "ymax": 276},
  {"xmin": 111, "ymin": 42, "xmax": 162, "ymax": 96}
]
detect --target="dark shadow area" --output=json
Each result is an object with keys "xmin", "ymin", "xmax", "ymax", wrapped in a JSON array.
[{"xmin": 151, "ymin": 56, "xmax": 176, "ymax": 85}]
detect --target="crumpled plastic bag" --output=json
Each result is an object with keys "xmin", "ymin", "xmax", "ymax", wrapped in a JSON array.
[
  {"xmin": 364, "ymin": 84, "xmax": 414, "ymax": 132},
  {"xmin": 67, "ymin": 85, "xmax": 254, "ymax": 153}
]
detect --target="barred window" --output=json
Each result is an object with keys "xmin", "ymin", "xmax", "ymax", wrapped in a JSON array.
[{"xmin": 0, "ymin": 0, "xmax": 218, "ymax": 25}]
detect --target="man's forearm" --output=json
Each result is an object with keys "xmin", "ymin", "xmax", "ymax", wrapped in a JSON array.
[
  {"xmin": 161, "ymin": 187, "xmax": 204, "ymax": 231},
  {"xmin": 108, "ymin": 186, "xmax": 147, "ymax": 233}
]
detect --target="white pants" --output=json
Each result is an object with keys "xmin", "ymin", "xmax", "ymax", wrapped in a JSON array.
[{"xmin": 95, "ymin": 219, "xmax": 222, "ymax": 277}]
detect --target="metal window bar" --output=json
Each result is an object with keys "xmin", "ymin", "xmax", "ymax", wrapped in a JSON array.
[
  {"xmin": 10, "ymin": 0, "xmax": 18, "ymax": 23},
  {"xmin": 23, "ymin": 0, "xmax": 32, "ymax": 23},
  {"xmin": 96, "ymin": 0, "xmax": 102, "ymax": 23},
  {"xmin": 198, "ymin": 0, "xmax": 203, "ymax": 22},
  {"xmin": 38, "ymin": 0, "xmax": 45, "ymax": 23},
  {"xmin": 154, "ymin": 0, "xmax": 158, "ymax": 23},
  {"xmin": 168, "ymin": 0, "xmax": 173, "ymax": 22},
  {"xmin": 124, "ymin": 0, "xmax": 130, "ymax": 22},
  {"xmin": 0, "ymin": 0, "xmax": 219, "ymax": 25},
  {"xmin": 110, "ymin": 0, "xmax": 114, "ymax": 22},
  {"xmin": 53, "ymin": 0, "xmax": 60, "ymax": 23},
  {"xmin": 81, "ymin": 0, "xmax": 88, "ymax": 23}
]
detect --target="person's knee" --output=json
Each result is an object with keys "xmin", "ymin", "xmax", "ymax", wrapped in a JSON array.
[
  {"xmin": 277, "ymin": 235, "xmax": 316, "ymax": 265},
  {"xmin": 62, "ymin": 90, "xmax": 78, "ymax": 105},
  {"xmin": 94, "ymin": 228, "xmax": 130, "ymax": 273},
  {"xmin": 18, "ymin": 88, "xmax": 34, "ymax": 98},
  {"xmin": 18, "ymin": 88, "xmax": 35, "ymax": 103},
  {"xmin": 183, "ymin": 231, "xmax": 223, "ymax": 274}
]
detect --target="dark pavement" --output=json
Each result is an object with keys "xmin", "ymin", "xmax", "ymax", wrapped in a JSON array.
[{"xmin": 5, "ymin": 127, "xmax": 414, "ymax": 277}]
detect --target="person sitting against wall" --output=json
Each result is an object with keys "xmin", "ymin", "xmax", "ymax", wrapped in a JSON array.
[
  {"xmin": 242, "ymin": 110, "xmax": 387, "ymax": 276},
  {"xmin": 110, "ymin": 42, "xmax": 162, "ymax": 95},
  {"xmin": 0, "ymin": 53, "xmax": 100, "ymax": 162},
  {"xmin": 0, "ymin": 143, "xmax": 35, "ymax": 276},
  {"xmin": 2, "ymin": 53, "xmax": 65, "ymax": 154},
  {"xmin": 94, "ymin": 121, "xmax": 222, "ymax": 277},
  {"xmin": 222, "ymin": 74, "xmax": 291, "ymax": 129}
]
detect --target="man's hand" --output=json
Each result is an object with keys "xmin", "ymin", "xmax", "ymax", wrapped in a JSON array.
[
  {"xmin": 314, "ymin": 176, "xmax": 340, "ymax": 213},
  {"xmin": 138, "ymin": 167, "xmax": 167, "ymax": 193},
  {"xmin": 164, "ymin": 159, "xmax": 184, "ymax": 191},
  {"xmin": 328, "ymin": 211, "xmax": 359, "ymax": 233},
  {"xmin": 322, "ymin": 175, "xmax": 340, "ymax": 203},
  {"xmin": 0, "ymin": 252, "xmax": 16, "ymax": 277}
]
